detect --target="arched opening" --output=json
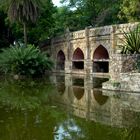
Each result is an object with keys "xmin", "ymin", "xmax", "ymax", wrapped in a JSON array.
[
  {"xmin": 72, "ymin": 48, "xmax": 84, "ymax": 70},
  {"xmin": 93, "ymin": 45, "xmax": 109, "ymax": 73},
  {"xmin": 56, "ymin": 50, "xmax": 65, "ymax": 70}
]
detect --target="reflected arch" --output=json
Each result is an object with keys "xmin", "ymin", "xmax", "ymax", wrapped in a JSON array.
[
  {"xmin": 73, "ymin": 87, "xmax": 84, "ymax": 100},
  {"xmin": 93, "ymin": 45, "xmax": 109, "ymax": 73},
  {"xmin": 56, "ymin": 50, "xmax": 65, "ymax": 70},
  {"xmin": 93, "ymin": 90, "xmax": 108, "ymax": 105},
  {"xmin": 72, "ymin": 48, "xmax": 84, "ymax": 70}
]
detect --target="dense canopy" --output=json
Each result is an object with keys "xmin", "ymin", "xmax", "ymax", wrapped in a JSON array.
[{"xmin": 0, "ymin": 0, "xmax": 140, "ymax": 47}]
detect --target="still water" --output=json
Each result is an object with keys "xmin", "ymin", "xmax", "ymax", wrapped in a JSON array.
[{"xmin": 0, "ymin": 74, "xmax": 140, "ymax": 140}]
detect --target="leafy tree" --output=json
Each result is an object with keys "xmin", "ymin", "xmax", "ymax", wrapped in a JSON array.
[
  {"xmin": 3, "ymin": 0, "xmax": 56, "ymax": 46},
  {"xmin": 8, "ymin": 0, "xmax": 42, "ymax": 47},
  {"xmin": 60, "ymin": 0, "xmax": 122, "ymax": 28},
  {"xmin": 28, "ymin": 0, "xmax": 56, "ymax": 45},
  {"xmin": 53, "ymin": 6, "xmax": 88, "ymax": 34},
  {"xmin": 119, "ymin": 0, "xmax": 140, "ymax": 22}
]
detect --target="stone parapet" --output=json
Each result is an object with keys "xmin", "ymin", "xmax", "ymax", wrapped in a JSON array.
[{"xmin": 52, "ymin": 22, "xmax": 139, "ymax": 44}]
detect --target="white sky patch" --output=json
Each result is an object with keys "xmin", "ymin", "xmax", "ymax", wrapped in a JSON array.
[{"xmin": 52, "ymin": 0, "xmax": 62, "ymax": 7}]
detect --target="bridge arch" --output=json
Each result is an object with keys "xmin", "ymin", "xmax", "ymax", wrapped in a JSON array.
[
  {"xmin": 93, "ymin": 45, "xmax": 109, "ymax": 73},
  {"xmin": 72, "ymin": 48, "xmax": 84, "ymax": 70},
  {"xmin": 56, "ymin": 50, "xmax": 65, "ymax": 70}
]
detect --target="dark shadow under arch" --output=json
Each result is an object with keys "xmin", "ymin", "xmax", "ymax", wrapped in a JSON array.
[
  {"xmin": 57, "ymin": 50, "xmax": 65, "ymax": 70},
  {"xmin": 93, "ymin": 45, "xmax": 109, "ymax": 73},
  {"xmin": 72, "ymin": 48, "xmax": 84, "ymax": 70}
]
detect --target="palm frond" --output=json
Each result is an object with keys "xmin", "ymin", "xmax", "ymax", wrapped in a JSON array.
[{"xmin": 119, "ymin": 24, "xmax": 140, "ymax": 54}]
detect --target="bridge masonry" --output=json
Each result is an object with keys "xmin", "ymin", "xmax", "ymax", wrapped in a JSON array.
[{"xmin": 46, "ymin": 22, "xmax": 139, "ymax": 79}]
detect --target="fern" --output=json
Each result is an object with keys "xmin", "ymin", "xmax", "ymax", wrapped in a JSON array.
[{"xmin": 0, "ymin": 44, "xmax": 53, "ymax": 77}]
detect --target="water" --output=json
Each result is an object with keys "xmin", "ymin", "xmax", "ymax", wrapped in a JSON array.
[{"xmin": 0, "ymin": 74, "xmax": 140, "ymax": 140}]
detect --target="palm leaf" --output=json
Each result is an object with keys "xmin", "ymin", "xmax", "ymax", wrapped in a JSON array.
[{"xmin": 119, "ymin": 24, "xmax": 140, "ymax": 54}]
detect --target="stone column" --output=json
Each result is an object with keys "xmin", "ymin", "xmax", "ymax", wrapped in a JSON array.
[
  {"xmin": 109, "ymin": 54, "xmax": 122, "ymax": 81},
  {"xmin": 84, "ymin": 27, "xmax": 93, "ymax": 74},
  {"xmin": 110, "ymin": 25, "xmax": 116, "ymax": 53},
  {"xmin": 65, "ymin": 28, "xmax": 72, "ymax": 74},
  {"xmin": 109, "ymin": 26, "xmax": 122, "ymax": 81},
  {"xmin": 109, "ymin": 25, "xmax": 116, "ymax": 78},
  {"xmin": 65, "ymin": 61, "xmax": 72, "ymax": 74}
]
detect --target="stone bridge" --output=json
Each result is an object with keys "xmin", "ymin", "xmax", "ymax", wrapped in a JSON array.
[{"xmin": 46, "ymin": 22, "xmax": 138, "ymax": 76}]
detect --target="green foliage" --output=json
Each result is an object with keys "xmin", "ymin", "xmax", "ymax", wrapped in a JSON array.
[
  {"xmin": 60, "ymin": 0, "xmax": 122, "ymax": 28},
  {"xmin": 112, "ymin": 82, "xmax": 120, "ymax": 88},
  {"xmin": 0, "ymin": 44, "xmax": 53, "ymax": 76},
  {"xmin": 4, "ymin": 0, "xmax": 56, "ymax": 45},
  {"xmin": 1, "ymin": 0, "xmax": 139, "ymax": 46},
  {"xmin": 119, "ymin": 0, "xmax": 140, "ymax": 22},
  {"xmin": 28, "ymin": 0, "xmax": 56, "ymax": 44},
  {"xmin": 119, "ymin": 25, "xmax": 140, "ymax": 54},
  {"xmin": 7, "ymin": 0, "xmax": 42, "ymax": 46}
]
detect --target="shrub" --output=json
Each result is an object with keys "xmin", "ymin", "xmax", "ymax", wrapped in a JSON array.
[
  {"xmin": 0, "ymin": 44, "xmax": 53, "ymax": 77},
  {"xmin": 119, "ymin": 25, "xmax": 140, "ymax": 54}
]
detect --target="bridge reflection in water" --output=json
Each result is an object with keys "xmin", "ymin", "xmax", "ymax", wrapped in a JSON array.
[{"xmin": 51, "ymin": 74, "xmax": 140, "ymax": 129}]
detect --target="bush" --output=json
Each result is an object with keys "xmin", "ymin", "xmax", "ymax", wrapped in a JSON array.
[
  {"xmin": 0, "ymin": 44, "xmax": 53, "ymax": 77},
  {"xmin": 120, "ymin": 25, "xmax": 140, "ymax": 54}
]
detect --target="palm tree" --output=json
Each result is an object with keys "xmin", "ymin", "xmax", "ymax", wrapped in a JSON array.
[{"xmin": 8, "ymin": 0, "xmax": 41, "ymax": 47}]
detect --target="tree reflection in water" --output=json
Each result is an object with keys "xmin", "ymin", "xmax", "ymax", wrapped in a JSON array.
[{"xmin": 0, "ymin": 77, "xmax": 54, "ymax": 110}]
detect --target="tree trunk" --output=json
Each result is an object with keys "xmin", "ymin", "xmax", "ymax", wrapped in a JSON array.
[{"xmin": 23, "ymin": 22, "xmax": 27, "ymax": 47}]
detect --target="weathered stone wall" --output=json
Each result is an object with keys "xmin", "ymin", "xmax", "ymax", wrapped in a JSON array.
[
  {"xmin": 47, "ymin": 22, "xmax": 139, "ymax": 75},
  {"xmin": 103, "ymin": 73, "xmax": 140, "ymax": 92},
  {"xmin": 109, "ymin": 54, "xmax": 139, "ymax": 81},
  {"xmin": 120, "ymin": 73, "xmax": 140, "ymax": 92},
  {"xmin": 103, "ymin": 54, "xmax": 140, "ymax": 92}
]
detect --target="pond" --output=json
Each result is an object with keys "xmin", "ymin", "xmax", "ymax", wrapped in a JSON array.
[{"xmin": 0, "ymin": 74, "xmax": 140, "ymax": 140}]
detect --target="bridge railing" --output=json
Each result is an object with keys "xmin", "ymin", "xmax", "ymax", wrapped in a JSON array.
[{"xmin": 114, "ymin": 22, "xmax": 139, "ymax": 34}]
